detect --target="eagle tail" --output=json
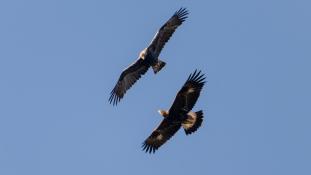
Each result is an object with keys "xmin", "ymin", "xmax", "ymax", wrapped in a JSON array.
[
  {"xmin": 152, "ymin": 59, "xmax": 166, "ymax": 74},
  {"xmin": 182, "ymin": 110, "xmax": 204, "ymax": 135}
]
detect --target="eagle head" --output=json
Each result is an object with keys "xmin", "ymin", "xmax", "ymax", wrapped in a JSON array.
[
  {"xmin": 139, "ymin": 48, "xmax": 148, "ymax": 59},
  {"xmin": 158, "ymin": 110, "xmax": 169, "ymax": 117}
]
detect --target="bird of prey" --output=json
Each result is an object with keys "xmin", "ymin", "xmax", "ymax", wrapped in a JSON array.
[
  {"xmin": 109, "ymin": 8, "xmax": 189, "ymax": 105},
  {"xmin": 142, "ymin": 70, "xmax": 206, "ymax": 153}
]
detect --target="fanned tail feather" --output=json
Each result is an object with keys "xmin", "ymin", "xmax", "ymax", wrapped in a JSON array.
[
  {"xmin": 152, "ymin": 59, "xmax": 166, "ymax": 74},
  {"xmin": 182, "ymin": 110, "xmax": 204, "ymax": 135}
]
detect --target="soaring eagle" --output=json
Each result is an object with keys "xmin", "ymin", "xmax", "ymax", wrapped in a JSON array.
[
  {"xmin": 142, "ymin": 70, "xmax": 206, "ymax": 153},
  {"xmin": 109, "ymin": 8, "xmax": 189, "ymax": 105}
]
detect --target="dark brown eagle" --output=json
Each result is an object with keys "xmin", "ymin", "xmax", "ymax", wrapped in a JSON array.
[
  {"xmin": 109, "ymin": 8, "xmax": 189, "ymax": 105},
  {"xmin": 142, "ymin": 70, "xmax": 206, "ymax": 153}
]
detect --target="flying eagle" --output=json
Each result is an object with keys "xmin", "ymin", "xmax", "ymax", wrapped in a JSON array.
[
  {"xmin": 109, "ymin": 8, "xmax": 189, "ymax": 105},
  {"xmin": 142, "ymin": 70, "xmax": 206, "ymax": 153}
]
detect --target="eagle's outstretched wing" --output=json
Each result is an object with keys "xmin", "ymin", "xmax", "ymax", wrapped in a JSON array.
[
  {"xmin": 148, "ymin": 8, "xmax": 189, "ymax": 56},
  {"xmin": 142, "ymin": 118, "xmax": 181, "ymax": 153},
  {"xmin": 109, "ymin": 58, "xmax": 149, "ymax": 106},
  {"xmin": 169, "ymin": 70, "xmax": 206, "ymax": 115}
]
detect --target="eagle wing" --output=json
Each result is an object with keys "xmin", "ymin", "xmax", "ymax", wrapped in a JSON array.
[
  {"xmin": 169, "ymin": 70, "xmax": 206, "ymax": 115},
  {"xmin": 142, "ymin": 118, "xmax": 181, "ymax": 153},
  {"xmin": 148, "ymin": 8, "xmax": 189, "ymax": 57},
  {"xmin": 109, "ymin": 58, "xmax": 149, "ymax": 105}
]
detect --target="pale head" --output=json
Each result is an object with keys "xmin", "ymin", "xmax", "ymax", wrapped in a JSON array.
[
  {"xmin": 158, "ymin": 110, "xmax": 169, "ymax": 117},
  {"xmin": 139, "ymin": 48, "xmax": 148, "ymax": 59}
]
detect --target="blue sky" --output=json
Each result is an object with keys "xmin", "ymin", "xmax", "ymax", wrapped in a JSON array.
[{"xmin": 1, "ymin": 0, "xmax": 310, "ymax": 174}]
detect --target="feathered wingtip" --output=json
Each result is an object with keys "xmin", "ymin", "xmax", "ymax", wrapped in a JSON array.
[
  {"xmin": 142, "ymin": 142, "xmax": 157, "ymax": 154},
  {"xmin": 186, "ymin": 69, "xmax": 206, "ymax": 85},
  {"xmin": 174, "ymin": 7, "xmax": 189, "ymax": 22},
  {"xmin": 109, "ymin": 88, "xmax": 121, "ymax": 106}
]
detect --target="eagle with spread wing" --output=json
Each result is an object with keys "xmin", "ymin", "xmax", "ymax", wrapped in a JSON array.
[
  {"xmin": 142, "ymin": 70, "xmax": 206, "ymax": 153},
  {"xmin": 109, "ymin": 8, "xmax": 189, "ymax": 105}
]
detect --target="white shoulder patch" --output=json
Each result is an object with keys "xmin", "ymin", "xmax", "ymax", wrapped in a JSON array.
[
  {"xmin": 156, "ymin": 134, "xmax": 164, "ymax": 140},
  {"xmin": 187, "ymin": 87, "xmax": 195, "ymax": 93}
]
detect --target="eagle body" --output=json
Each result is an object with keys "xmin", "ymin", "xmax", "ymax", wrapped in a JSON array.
[
  {"xmin": 138, "ymin": 48, "xmax": 159, "ymax": 67},
  {"xmin": 109, "ymin": 8, "xmax": 189, "ymax": 106},
  {"xmin": 158, "ymin": 109, "xmax": 191, "ymax": 122}
]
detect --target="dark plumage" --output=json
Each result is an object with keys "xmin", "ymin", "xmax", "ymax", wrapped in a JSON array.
[
  {"xmin": 109, "ymin": 8, "xmax": 189, "ymax": 106},
  {"xmin": 142, "ymin": 70, "xmax": 206, "ymax": 153},
  {"xmin": 148, "ymin": 8, "xmax": 189, "ymax": 57}
]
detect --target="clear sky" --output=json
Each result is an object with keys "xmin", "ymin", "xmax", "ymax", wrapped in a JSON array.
[{"xmin": 1, "ymin": 0, "xmax": 310, "ymax": 175}]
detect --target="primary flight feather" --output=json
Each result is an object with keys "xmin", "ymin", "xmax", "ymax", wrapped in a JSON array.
[{"xmin": 109, "ymin": 8, "xmax": 189, "ymax": 106}]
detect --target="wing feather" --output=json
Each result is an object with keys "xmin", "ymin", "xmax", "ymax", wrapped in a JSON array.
[
  {"xmin": 148, "ymin": 8, "xmax": 189, "ymax": 56},
  {"xmin": 142, "ymin": 119, "xmax": 181, "ymax": 153},
  {"xmin": 109, "ymin": 58, "xmax": 149, "ymax": 105},
  {"xmin": 169, "ymin": 70, "xmax": 206, "ymax": 115}
]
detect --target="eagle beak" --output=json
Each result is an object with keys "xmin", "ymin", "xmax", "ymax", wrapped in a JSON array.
[{"xmin": 158, "ymin": 110, "xmax": 163, "ymax": 115}]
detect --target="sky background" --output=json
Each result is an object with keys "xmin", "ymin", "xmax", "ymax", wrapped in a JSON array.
[{"xmin": 1, "ymin": 0, "xmax": 310, "ymax": 175}]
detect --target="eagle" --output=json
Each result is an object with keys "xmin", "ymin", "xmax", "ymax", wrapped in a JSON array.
[
  {"xmin": 109, "ymin": 8, "xmax": 189, "ymax": 105},
  {"xmin": 142, "ymin": 70, "xmax": 206, "ymax": 153}
]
